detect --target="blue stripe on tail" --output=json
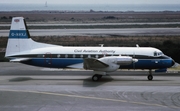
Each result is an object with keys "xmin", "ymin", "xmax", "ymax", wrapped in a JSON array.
[{"xmin": 9, "ymin": 30, "xmax": 29, "ymax": 39}]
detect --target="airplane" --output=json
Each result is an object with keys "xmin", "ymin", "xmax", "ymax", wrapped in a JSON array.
[{"xmin": 5, "ymin": 17, "xmax": 175, "ymax": 81}]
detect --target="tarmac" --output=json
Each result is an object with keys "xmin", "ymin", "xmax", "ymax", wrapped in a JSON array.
[{"xmin": 0, "ymin": 62, "xmax": 180, "ymax": 111}]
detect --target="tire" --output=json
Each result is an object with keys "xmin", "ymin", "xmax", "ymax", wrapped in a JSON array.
[
  {"xmin": 147, "ymin": 75, "xmax": 153, "ymax": 80},
  {"xmin": 92, "ymin": 74, "xmax": 102, "ymax": 81}
]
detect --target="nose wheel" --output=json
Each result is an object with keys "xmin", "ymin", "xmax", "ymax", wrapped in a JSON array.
[
  {"xmin": 147, "ymin": 74, "xmax": 153, "ymax": 80},
  {"xmin": 147, "ymin": 70, "xmax": 153, "ymax": 80},
  {"xmin": 92, "ymin": 74, "xmax": 102, "ymax": 81}
]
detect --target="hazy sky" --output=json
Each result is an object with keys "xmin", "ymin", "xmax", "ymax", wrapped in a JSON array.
[{"xmin": 1, "ymin": 0, "xmax": 180, "ymax": 4}]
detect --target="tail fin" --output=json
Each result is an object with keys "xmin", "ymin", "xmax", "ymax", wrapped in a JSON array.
[
  {"xmin": 9, "ymin": 17, "xmax": 30, "ymax": 39},
  {"xmin": 5, "ymin": 17, "xmax": 57, "ymax": 57},
  {"xmin": 5, "ymin": 17, "xmax": 32, "ymax": 57}
]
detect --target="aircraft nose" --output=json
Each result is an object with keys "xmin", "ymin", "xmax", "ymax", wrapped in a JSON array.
[{"xmin": 171, "ymin": 59, "xmax": 175, "ymax": 67}]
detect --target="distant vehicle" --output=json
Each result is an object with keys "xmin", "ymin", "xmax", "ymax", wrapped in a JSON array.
[{"xmin": 5, "ymin": 17, "xmax": 175, "ymax": 81}]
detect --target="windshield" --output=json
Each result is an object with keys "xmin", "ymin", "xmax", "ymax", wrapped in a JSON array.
[{"xmin": 154, "ymin": 51, "xmax": 164, "ymax": 57}]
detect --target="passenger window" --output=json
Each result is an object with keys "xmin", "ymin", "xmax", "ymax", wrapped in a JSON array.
[
  {"xmin": 95, "ymin": 55, "xmax": 98, "ymax": 58},
  {"xmin": 37, "ymin": 54, "xmax": 41, "ymax": 58},
  {"xmin": 57, "ymin": 54, "xmax": 61, "ymax": 58},
  {"xmin": 65, "ymin": 54, "xmax": 68, "ymax": 58}
]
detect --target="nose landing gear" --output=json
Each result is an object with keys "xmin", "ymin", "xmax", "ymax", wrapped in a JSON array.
[{"xmin": 147, "ymin": 69, "xmax": 153, "ymax": 80}]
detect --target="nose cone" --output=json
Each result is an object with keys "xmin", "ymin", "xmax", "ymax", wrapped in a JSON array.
[
  {"xmin": 171, "ymin": 60, "xmax": 175, "ymax": 67},
  {"xmin": 164, "ymin": 55, "xmax": 176, "ymax": 67}
]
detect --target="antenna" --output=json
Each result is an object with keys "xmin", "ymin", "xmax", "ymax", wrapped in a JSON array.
[
  {"xmin": 99, "ymin": 44, "xmax": 104, "ymax": 47},
  {"xmin": 136, "ymin": 44, "xmax": 139, "ymax": 48}
]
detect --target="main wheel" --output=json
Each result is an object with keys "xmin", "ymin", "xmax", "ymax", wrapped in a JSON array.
[
  {"xmin": 92, "ymin": 74, "xmax": 102, "ymax": 81},
  {"xmin": 147, "ymin": 75, "xmax": 153, "ymax": 80}
]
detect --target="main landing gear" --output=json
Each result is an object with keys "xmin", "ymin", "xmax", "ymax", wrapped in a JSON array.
[
  {"xmin": 92, "ymin": 74, "xmax": 102, "ymax": 81},
  {"xmin": 147, "ymin": 69, "xmax": 153, "ymax": 81}
]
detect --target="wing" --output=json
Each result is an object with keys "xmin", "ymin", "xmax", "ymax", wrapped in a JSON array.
[
  {"xmin": 67, "ymin": 63, "xmax": 84, "ymax": 69},
  {"xmin": 67, "ymin": 58, "xmax": 109, "ymax": 69},
  {"xmin": 83, "ymin": 58, "xmax": 109, "ymax": 69}
]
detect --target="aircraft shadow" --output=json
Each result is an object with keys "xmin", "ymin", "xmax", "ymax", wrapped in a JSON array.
[
  {"xmin": 9, "ymin": 77, "xmax": 84, "ymax": 82},
  {"xmin": 8, "ymin": 76, "xmax": 114, "ymax": 87},
  {"xmin": 110, "ymin": 78, "xmax": 171, "ymax": 82},
  {"xmin": 9, "ymin": 76, "xmax": 172, "ymax": 85},
  {"xmin": 9, "ymin": 77, "xmax": 33, "ymax": 82}
]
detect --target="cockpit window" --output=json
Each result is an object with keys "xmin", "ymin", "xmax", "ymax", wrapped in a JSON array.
[
  {"xmin": 154, "ymin": 52, "xmax": 157, "ymax": 56},
  {"xmin": 154, "ymin": 51, "xmax": 164, "ymax": 57}
]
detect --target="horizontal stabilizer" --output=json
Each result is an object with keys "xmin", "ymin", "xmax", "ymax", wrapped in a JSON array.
[
  {"xmin": 10, "ymin": 58, "xmax": 31, "ymax": 62},
  {"xmin": 84, "ymin": 58, "xmax": 109, "ymax": 69}
]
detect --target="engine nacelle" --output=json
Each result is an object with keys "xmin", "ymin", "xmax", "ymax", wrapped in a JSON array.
[
  {"xmin": 116, "ymin": 56, "xmax": 135, "ymax": 65},
  {"xmin": 99, "ymin": 56, "xmax": 137, "ymax": 65}
]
